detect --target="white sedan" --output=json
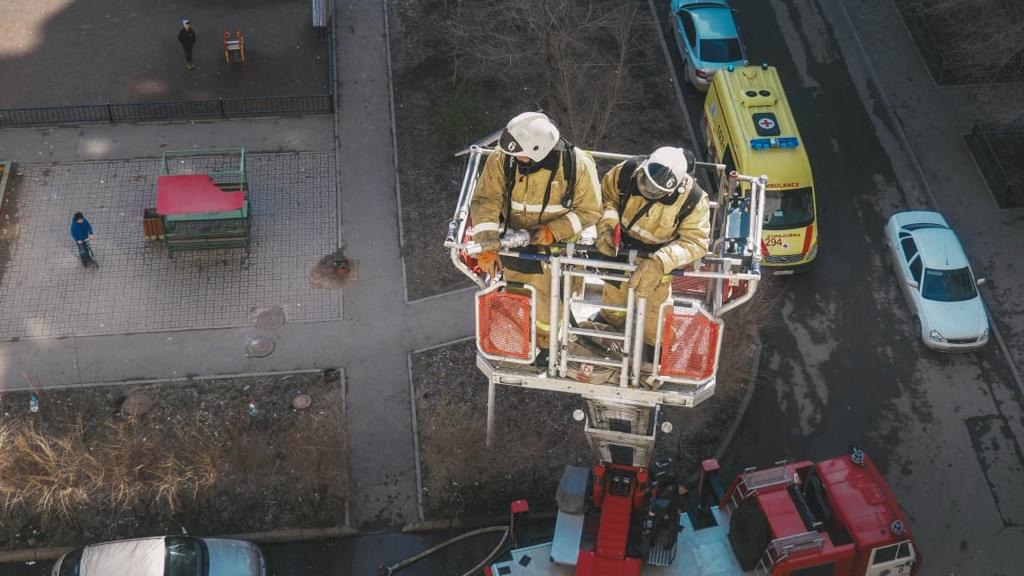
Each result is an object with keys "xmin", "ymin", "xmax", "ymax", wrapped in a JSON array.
[
  {"xmin": 52, "ymin": 536, "xmax": 264, "ymax": 576},
  {"xmin": 884, "ymin": 211, "xmax": 989, "ymax": 351}
]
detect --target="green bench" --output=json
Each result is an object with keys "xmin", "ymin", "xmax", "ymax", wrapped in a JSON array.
[{"xmin": 163, "ymin": 202, "xmax": 251, "ymax": 257}]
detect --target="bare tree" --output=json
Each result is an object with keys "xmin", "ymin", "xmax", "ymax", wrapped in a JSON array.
[{"xmin": 443, "ymin": 0, "xmax": 644, "ymax": 147}]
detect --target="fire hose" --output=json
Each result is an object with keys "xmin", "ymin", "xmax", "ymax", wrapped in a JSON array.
[{"xmin": 378, "ymin": 525, "xmax": 510, "ymax": 576}]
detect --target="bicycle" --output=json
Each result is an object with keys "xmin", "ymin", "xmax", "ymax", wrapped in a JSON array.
[{"xmin": 76, "ymin": 239, "xmax": 99, "ymax": 268}]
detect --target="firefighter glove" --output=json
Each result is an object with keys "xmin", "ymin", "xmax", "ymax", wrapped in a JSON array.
[
  {"xmin": 530, "ymin": 224, "xmax": 556, "ymax": 246},
  {"xmin": 629, "ymin": 258, "xmax": 665, "ymax": 298},
  {"xmin": 477, "ymin": 251, "xmax": 502, "ymax": 277},
  {"xmin": 595, "ymin": 229, "xmax": 617, "ymax": 257}
]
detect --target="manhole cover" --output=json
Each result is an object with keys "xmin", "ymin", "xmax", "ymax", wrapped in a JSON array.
[
  {"xmin": 292, "ymin": 394, "xmax": 312, "ymax": 410},
  {"xmin": 246, "ymin": 336, "xmax": 275, "ymax": 358},
  {"xmin": 121, "ymin": 392, "xmax": 154, "ymax": 417},
  {"xmin": 256, "ymin": 306, "xmax": 286, "ymax": 329}
]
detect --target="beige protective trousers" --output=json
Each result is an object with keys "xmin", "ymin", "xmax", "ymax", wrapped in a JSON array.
[
  {"xmin": 504, "ymin": 267, "xmax": 554, "ymax": 349},
  {"xmin": 601, "ymin": 273, "xmax": 671, "ymax": 346}
]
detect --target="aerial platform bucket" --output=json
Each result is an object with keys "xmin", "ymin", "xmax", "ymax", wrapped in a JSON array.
[
  {"xmin": 653, "ymin": 302, "xmax": 723, "ymax": 384},
  {"xmin": 476, "ymin": 282, "xmax": 537, "ymax": 364}
]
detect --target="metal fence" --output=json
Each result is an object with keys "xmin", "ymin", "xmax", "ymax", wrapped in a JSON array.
[
  {"xmin": 0, "ymin": 94, "xmax": 334, "ymax": 128},
  {"xmin": 966, "ymin": 120, "xmax": 1024, "ymax": 209}
]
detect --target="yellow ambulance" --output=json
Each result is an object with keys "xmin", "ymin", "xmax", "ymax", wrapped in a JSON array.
[{"xmin": 701, "ymin": 64, "xmax": 818, "ymax": 273}]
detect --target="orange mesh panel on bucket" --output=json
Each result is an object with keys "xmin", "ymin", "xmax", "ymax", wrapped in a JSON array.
[
  {"xmin": 478, "ymin": 290, "xmax": 533, "ymax": 360},
  {"xmin": 658, "ymin": 310, "xmax": 720, "ymax": 381}
]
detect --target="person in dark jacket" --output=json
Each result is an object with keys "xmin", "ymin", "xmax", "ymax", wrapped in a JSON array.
[
  {"xmin": 70, "ymin": 212, "xmax": 96, "ymax": 266},
  {"xmin": 70, "ymin": 212, "xmax": 94, "ymax": 244},
  {"xmin": 178, "ymin": 19, "xmax": 197, "ymax": 70}
]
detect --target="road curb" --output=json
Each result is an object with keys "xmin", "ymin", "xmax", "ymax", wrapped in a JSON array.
[
  {"xmin": 682, "ymin": 343, "xmax": 762, "ymax": 485},
  {"xmin": 713, "ymin": 344, "xmax": 762, "ymax": 463},
  {"xmin": 0, "ymin": 526, "xmax": 359, "ymax": 564},
  {"xmin": 0, "ymin": 368, "xmax": 327, "ymax": 394}
]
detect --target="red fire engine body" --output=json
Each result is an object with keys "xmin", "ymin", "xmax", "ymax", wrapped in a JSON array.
[{"xmin": 486, "ymin": 451, "xmax": 919, "ymax": 576}]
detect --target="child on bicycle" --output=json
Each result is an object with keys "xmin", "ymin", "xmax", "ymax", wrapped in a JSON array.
[{"xmin": 70, "ymin": 212, "xmax": 96, "ymax": 266}]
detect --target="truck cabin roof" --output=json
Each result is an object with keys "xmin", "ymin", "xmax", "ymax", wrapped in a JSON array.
[{"xmin": 751, "ymin": 455, "xmax": 912, "ymax": 559}]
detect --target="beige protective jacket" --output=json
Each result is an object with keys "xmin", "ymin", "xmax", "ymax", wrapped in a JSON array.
[
  {"xmin": 598, "ymin": 161, "xmax": 711, "ymax": 271},
  {"xmin": 470, "ymin": 148, "xmax": 601, "ymax": 244}
]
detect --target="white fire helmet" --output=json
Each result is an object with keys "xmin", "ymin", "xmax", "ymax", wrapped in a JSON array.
[
  {"xmin": 640, "ymin": 146, "xmax": 689, "ymax": 197},
  {"xmin": 499, "ymin": 112, "xmax": 560, "ymax": 163}
]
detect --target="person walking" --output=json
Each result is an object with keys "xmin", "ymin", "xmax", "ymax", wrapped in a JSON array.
[
  {"xmin": 470, "ymin": 112, "xmax": 601, "ymax": 350},
  {"xmin": 70, "ymin": 212, "xmax": 97, "ymax": 267},
  {"xmin": 595, "ymin": 146, "xmax": 710, "ymax": 348},
  {"xmin": 178, "ymin": 19, "xmax": 197, "ymax": 70}
]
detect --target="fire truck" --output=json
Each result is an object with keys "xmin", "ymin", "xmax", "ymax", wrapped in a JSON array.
[
  {"xmin": 484, "ymin": 446, "xmax": 919, "ymax": 576},
  {"xmin": 434, "ymin": 133, "xmax": 919, "ymax": 576}
]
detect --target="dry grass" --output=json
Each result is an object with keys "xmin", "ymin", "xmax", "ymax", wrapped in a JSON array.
[{"xmin": 0, "ymin": 416, "xmax": 219, "ymax": 521}]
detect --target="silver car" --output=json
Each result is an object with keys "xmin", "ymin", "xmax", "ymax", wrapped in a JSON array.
[
  {"xmin": 883, "ymin": 211, "xmax": 989, "ymax": 351},
  {"xmin": 51, "ymin": 536, "xmax": 265, "ymax": 576}
]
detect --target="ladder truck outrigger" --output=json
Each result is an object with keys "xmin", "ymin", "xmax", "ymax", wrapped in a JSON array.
[{"xmin": 440, "ymin": 132, "xmax": 920, "ymax": 576}]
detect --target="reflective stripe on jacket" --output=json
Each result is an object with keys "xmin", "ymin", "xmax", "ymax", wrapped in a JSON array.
[
  {"xmin": 469, "ymin": 148, "xmax": 601, "ymax": 243},
  {"xmin": 598, "ymin": 161, "xmax": 710, "ymax": 271}
]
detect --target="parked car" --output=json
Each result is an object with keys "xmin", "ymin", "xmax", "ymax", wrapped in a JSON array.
[
  {"xmin": 52, "ymin": 536, "xmax": 265, "ymax": 576},
  {"xmin": 883, "ymin": 211, "xmax": 989, "ymax": 351},
  {"xmin": 670, "ymin": 0, "xmax": 747, "ymax": 90}
]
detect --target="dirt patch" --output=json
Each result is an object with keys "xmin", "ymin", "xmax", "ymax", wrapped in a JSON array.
[
  {"xmin": 309, "ymin": 248, "xmax": 353, "ymax": 289},
  {"xmin": 0, "ymin": 371, "xmax": 346, "ymax": 551},
  {"xmin": 412, "ymin": 276, "xmax": 773, "ymax": 521},
  {"xmin": 388, "ymin": 0, "xmax": 692, "ymax": 301},
  {"xmin": 412, "ymin": 341, "xmax": 589, "ymax": 520},
  {"xmin": 893, "ymin": 0, "xmax": 1024, "ymax": 84}
]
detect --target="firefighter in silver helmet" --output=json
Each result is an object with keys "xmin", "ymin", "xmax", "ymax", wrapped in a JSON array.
[
  {"xmin": 596, "ymin": 146, "xmax": 710, "ymax": 346},
  {"xmin": 470, "ymin": 112, "xmax": 601, "ymax": 349}
]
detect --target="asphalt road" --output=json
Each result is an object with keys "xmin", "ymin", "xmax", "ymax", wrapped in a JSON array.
[{"xmin": 656, "ymin": 0, "xmax": 1024, "ymax": 574}]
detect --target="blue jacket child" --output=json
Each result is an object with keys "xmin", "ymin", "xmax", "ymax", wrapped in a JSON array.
[{"xmin": 71, "ymin": 212, "xmax": 93, "ymax": 243}]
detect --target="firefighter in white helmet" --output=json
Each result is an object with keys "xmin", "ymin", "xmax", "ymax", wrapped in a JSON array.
[
  {"xmin": 470, "ymin": 112, "xmax": 601, "ymax": 349},
  {"xmin": 595, "ymin": 146, "xmax": 710, "ymax": 346}
]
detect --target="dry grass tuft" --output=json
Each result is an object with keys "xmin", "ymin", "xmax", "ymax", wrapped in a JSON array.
[{"xmin": 0, "ymin": 415, "xmax": 220, "ymax": 520}]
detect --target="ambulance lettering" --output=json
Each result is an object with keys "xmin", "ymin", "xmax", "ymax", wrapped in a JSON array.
[{"xmin": 763, "ymin": 232, "xmax": 802, "ymax": 252}]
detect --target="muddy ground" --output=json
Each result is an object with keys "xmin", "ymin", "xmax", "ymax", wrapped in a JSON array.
[
  {"xmin": 388, "ymin": 0, "xmax": 693, "ymax": 301},
  {"xmin": 412, "ymin": 281, "xmax": 769, "ymax": 522},
  {"xmin": 0, "ymin": 371, "xmax": 346, "ymax": 551}
]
